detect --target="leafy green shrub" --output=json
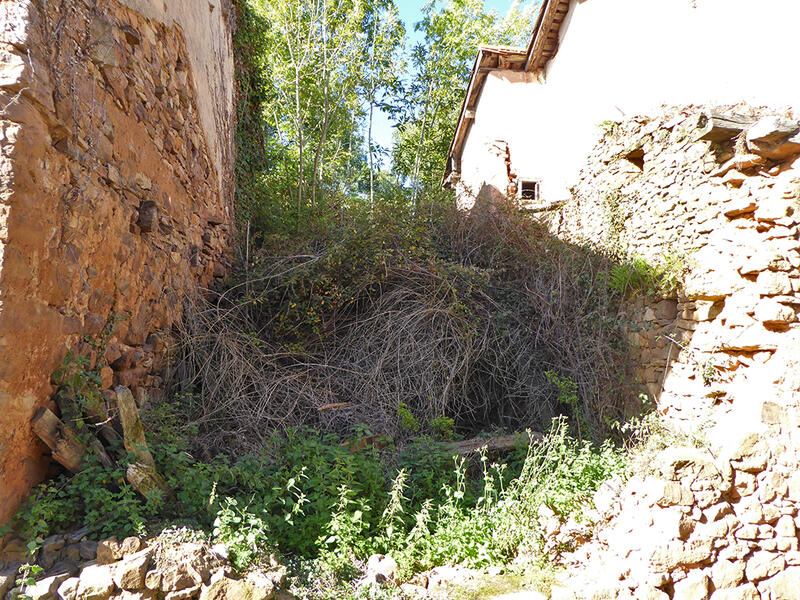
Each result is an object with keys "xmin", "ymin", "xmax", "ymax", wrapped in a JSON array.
[
  {"xmin": 14, "ymin": 460, "xmax": 154, "ymax": 540},
  {"xmin": 213, "ymin": 496, "xmax": 273, "ymax": 570},
  {"xmin": 545, "ymin": 370, "xmax": 583, "ymax": 437},
  {"xmin": 392, "ymin": 417, "xmax": 625, "ymax": 575},
  {"xmin": 397, "ymin": 402, "xmax": 420, "ymax": 434},
  {"xmin": 15, "ymin": 410, "xmax": 626, "ymax": 587},
  {"xmin": 396, "ymin": 437, "xmax": 457, "ymax": 508},
  {"xmin": 431, "ymin": 415, "xmax": 455, "ymax": 441},
  {"xmin": 608, "ymin": 254, "xmax": 683, "ymax": 298}
]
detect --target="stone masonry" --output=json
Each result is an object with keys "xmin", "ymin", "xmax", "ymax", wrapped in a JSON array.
[
  {"xmin": 0, "ymin": 0, "xmax": 234, "ymax": 525},
  {"xmin": 553, "ymin": 106, "xmax": 800, "ymax": 439},
  {"xmin": 544, "ymin": 107, "xmax": 800, "ymax": 599},
  {"xmin": 0, "ymin": 532, "xmax": 286, "ymax": 600}
]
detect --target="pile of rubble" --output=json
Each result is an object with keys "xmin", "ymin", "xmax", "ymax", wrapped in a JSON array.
[
  {"xmin": 547, "ymin": 434, "xmax": 800, "ymax": 599},
  {"xmin": 0, "ymin": 535, "xmax": 286, "ymax": 600}
]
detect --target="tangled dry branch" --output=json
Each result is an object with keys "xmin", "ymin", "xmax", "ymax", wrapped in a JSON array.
[{"xmin": 172, "ymin": 201, "xmax": 639, "ymax": 454}]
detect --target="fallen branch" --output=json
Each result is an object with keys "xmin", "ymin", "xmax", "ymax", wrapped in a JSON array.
[{"xmin": 448, "ymin": 431, "xmax": 543, "ymax": 457}]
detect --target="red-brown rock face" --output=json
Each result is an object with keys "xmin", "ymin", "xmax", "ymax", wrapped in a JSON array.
[{"xmin": 0, "ymin": 0, "xmax": 234, "ymax": 525}]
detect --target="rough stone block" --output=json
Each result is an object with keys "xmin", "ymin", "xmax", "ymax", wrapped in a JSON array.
[
  {"xmin": 708, "ymin": 583, "xmax": 758, "ymax": 600},
  {"xmin": 711, "ymin": 559, "xmax": 744, "ymax": 589},
  {"xmin": 113, "ymin": 548, "xmax": 152, "ymax": 591},
  {"xmin": 756, "ymin": 566, "xmax": 800, "ymax": 599},
  {"xmin": 746, "ymin": 116, "xmax": 800, "ymax": 160},
  {"xmin": 744, "ymin": 551, "xmax": 785, "ymax": 582},
  {"xmin": 756, "ymin": 271, "xmax": 793, "ymax": 295},
  {"xmin": 76, "ymin": 564, "xmax": 115, "ymax": 600},
  {"xmin": 673, "ymin": 570, "xmax": 710, "ymax": 600}
]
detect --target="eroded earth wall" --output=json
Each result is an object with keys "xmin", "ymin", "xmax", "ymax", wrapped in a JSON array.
[{"xmin": 0, "ymin": 0, "xmax": 234, "ymax": 524}]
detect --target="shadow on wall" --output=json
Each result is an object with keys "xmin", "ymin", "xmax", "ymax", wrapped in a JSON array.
[{"xmin": 454, "ymin": 183, "xmax": 686, "ymax": 437}]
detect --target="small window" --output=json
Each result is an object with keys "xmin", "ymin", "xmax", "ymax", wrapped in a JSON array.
[{"xmin": 518, "ymin": 179, "xmax": 540, "ymax": 202}]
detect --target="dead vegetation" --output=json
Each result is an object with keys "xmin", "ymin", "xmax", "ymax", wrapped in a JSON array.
[{"xmin": 172, "ymin": 200, "xmax": 639, "ymax": 454}]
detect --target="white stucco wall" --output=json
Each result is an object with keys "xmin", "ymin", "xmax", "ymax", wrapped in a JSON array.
[
  {"xmin": 458, "ymin": 0, "xmax": 800, "ymax": 203},
  {"xmin": 121, "ymin": 0, "xmax": 235, "ymax": 200}
]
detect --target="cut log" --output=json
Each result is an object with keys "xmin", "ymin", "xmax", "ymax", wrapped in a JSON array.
[
  {"xmin": 696, "ymin": 112, "xmax": 758, "ymax": 142},
  {"xmin": 32, "ymin": 406, "xmax": 116, "ymax": 471},
  {"xmin": 115, "ymin": 385, "xmax": 171, "ymax": 497},
  {"xmin": 127, "ymin": 462, "xmax": 170, "ymax": 498},
  {"xmin": 317, "ymin": 402, "xmax": 352, "ymax": 411},
  {"xmin": 31, "ymin": 407, "xmax": 86, "ymax": 472},
  {"xmin": 448, "ymin": 431, "xmax": 543, "ymax": 457},
  {"xmin": 115, "ymin": 385, "xmax": 155, "ymax": 468},
  {"xmin": 89, "ymin": 438, "xmax": 115, "ymax": 468}
]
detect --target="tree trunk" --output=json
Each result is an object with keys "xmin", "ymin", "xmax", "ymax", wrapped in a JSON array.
[
  {"xmin": 368, "ymin": 18, "xmax": 377, "ymax": 210},
  {"xmin": 411, "ymin": 80, "xmax": 433, "ymax": 207},
  {"xmin": 311, "ymin": 2, "xmax": 330, "ymax": 210}
]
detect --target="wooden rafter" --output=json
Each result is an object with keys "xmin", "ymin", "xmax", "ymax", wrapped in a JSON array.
[{"xmin": 524, "ymin": 0, "xmax": 571, "ymax": 73}]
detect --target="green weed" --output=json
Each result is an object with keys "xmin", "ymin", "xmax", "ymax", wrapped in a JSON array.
[{"xmin": 608, "ymin": 254, "xmax": 683, "ymax": 298}]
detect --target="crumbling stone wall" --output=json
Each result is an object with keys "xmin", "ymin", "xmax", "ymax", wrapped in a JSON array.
[
  {"xmin": 553, "ymin": 107, "xmax": 800, "ymax": 430},
  {"xmin": 0, "ymin": 0, "xmax": 234, "ymax": 524},
  {"xmin": 545, "ymin": 108, "xmax": 800, "ymax": 599}
]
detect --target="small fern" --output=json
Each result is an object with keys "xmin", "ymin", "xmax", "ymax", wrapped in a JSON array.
[
  {"xmin": 608, "ymin": 255, "xmax": 682, "ymax": 297},
  {"xmin": 609, "ymin": 258, "xmax": 654, "ymax": 296}
]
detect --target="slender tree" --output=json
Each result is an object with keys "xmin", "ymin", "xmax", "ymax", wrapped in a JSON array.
[{"xmin": 392, "ymin": 0, "xmax": 539, "ymax": 198}]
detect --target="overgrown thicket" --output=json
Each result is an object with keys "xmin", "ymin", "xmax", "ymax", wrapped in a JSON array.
[
  {"xmin": 7, "ymin": 2, "xmax": 649, "ymax": 597},
  {"xmin": 174, "ymin": 198, "xmax": 638, "ymax": 454},
  {"xmin": 15, "ymin": 402, "xmax": 626, "ymax": 600}
]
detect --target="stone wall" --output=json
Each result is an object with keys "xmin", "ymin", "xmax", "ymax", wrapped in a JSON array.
[
  {"xmin": 0, "ymin": 0, "xmax": 234, "ymax": 525},
  {"xmin": 545, "ymin": 107, "xmax": 800, "ymax": 599},
  {"xmin": 0, "ymin": 533, "xmax": 286, "ymax": 600},
  {"xmin": 553, "ymin": 106, "xmax": 800, "ymax": 438}
]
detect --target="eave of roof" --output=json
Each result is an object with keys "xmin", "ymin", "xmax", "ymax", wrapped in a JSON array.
[
  {"xmin": 524, "ymin": 0, "xmax": 571, "ymax": 72},
  {"xmin": 443, "ymin": 46, "xmax": 527, "ymax": 186},
  {"xmin": 443, "ymin": 0, "xmax": 572, "ymax": 187}
]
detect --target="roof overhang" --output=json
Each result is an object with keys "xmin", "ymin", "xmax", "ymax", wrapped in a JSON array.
[
  {"xmin": 443, "ymin": 0, "xmax": 573, "ymax": 188},
  {"xmin": 442, "ymin": 46, "xmax": 527, "ymax": 186},
  {"xmin": 524, "ymin": 0, "xmax": 571, "ymax": 73}
]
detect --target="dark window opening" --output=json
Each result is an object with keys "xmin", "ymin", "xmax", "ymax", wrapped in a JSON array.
[
  {"xmin": 519, "ymin": 180, "xmax": 540, "ymax": 202},
  {"xmin": 625, "ymin": 148, "xmax": 645, "ymax": 171}
]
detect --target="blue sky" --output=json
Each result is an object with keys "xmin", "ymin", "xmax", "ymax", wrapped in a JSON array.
[{"xmin": 371, "ymin": 0, "xmax": 527, "ymax": 158}]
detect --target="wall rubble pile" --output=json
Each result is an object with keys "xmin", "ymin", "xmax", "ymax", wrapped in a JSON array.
[{"xmin": 0, "ymin": 533, "xmax": 286, "ymax": 600}]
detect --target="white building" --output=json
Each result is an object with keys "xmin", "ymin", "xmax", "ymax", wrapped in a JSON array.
[{"xmin": 444, "ymin": 0, "xmax": 800, "ymax": 208}]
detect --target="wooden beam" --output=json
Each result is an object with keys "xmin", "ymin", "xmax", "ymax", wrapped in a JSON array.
[
  {"xmin": 448, "ymin": 431, "xmax": 543, "ymax": 457},
  {"xmin": 31, "ymin": 407, "xmax": 86, "ymax": 473},
  {"xmin": 521, "ymin": 199, "xmax": 567, "ymax": 213},
  {"xmin": 697, "ymin": 112, "xmax": 758, "ymax": 142},
  {"xmin": 525, "ymin": 0, "xmax": 570, "ymax": 72}
]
